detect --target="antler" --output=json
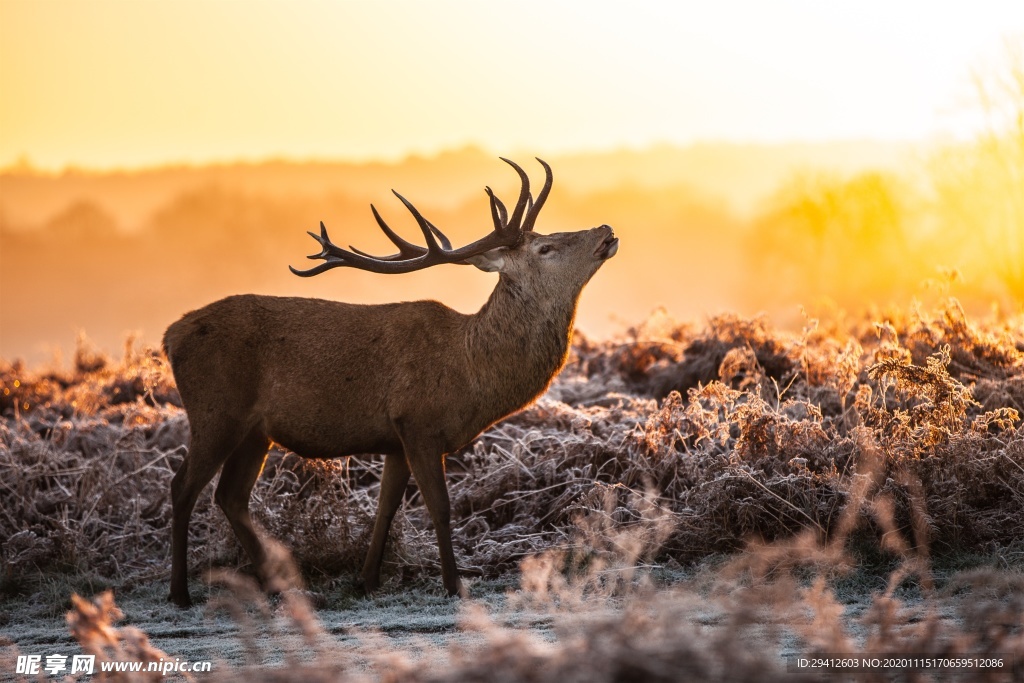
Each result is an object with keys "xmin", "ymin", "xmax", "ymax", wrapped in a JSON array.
[{"xmin": 290, "ymin": 158, "xmax": 553, "ymax": 276}]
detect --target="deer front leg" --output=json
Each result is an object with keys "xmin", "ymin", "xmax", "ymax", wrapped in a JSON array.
[
  {"xmin": 404, "ymin": 442, "xmax": 462, "ymax": 597},
  {"xmin": 359, "ymin": 452, "xmax": 411, "ymax": 593}
]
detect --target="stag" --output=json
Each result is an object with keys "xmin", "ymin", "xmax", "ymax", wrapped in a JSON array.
[{"xmin": 163, "ymin": 158, "xmax": 617, "ymax": 607}]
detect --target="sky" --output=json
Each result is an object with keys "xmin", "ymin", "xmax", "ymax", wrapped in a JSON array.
[{"xmin": 1, "ymin": 1, "xmax": 1024, "ymax": 170}]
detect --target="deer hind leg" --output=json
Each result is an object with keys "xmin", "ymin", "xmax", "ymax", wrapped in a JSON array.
[
  {"xmin": 405, "ymin": 445, "xmax": 462, "ymax": 597},
  {"xmin": 359, "ymin": 452, "xmax": 411, "ymax": 594},
  {"xmin": 169, "ymin": 422, "xmax": 248, "ymax": 607},
  {"xmin": 214, "ymin": 428, "xmax": 272, "ymax": 589}
]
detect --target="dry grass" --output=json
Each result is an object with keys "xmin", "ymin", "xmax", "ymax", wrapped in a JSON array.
[
  {"xmin": 2, "ymin": 299, "xmax": 1024, "ymax": 680},
  {"xmin": 2, "ymin": 299, "xmax": 1023, "ymax": 587}
]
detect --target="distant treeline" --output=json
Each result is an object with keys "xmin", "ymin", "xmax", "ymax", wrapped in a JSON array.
[{"xmin": 1, "ymin": 139, "xmax": 1021, "ymax": 364}]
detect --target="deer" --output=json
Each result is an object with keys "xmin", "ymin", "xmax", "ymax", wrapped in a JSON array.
[{"xmin": 163, "ymin": 158, "xmax": 618, "ymax": 607}]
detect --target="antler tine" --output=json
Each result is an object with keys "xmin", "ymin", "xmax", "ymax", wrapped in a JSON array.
[
  {"xmin": 308, "ymin": 221, "xmax": 340, "ymax": 259},
  {"xmin": 393, "ymin": 191, "xmax": 448, "ymax": 254},
  {"xmin": 499, "ymin": 157, "xmax": 531, "ymax": 230},
  {"xmin": 350, "ymin": 202, "xmax": 455, "ymax": 263},
  {"xmin": 484, "ymin": 187, "xmax": 509, "ymax": 230},
  {"xmin": 290, "ymin": 222, "xmax": 363, "ymax": 276},
  {"xmin": 425, "ymin": 219, "xmax": 453, "ymax": 250},
  {"xmin": 391, "ymin": 190, "xmax": 454, "ymax": 250},
  {"xmin": 369, "ymin": 205, "xmax": 429, "ymax": 259},
  {"xmin": 522, "ymin": 158, "xmax": 553, "ymax": 232}
]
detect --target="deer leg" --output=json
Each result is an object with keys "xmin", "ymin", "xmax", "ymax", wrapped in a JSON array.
[
  {"xmin": 405, "ymin": 448, "xmax": 462, "ymax": 597},
  {"xmin": 214, "ymin": 429, "xmax": 271, "ymax": 588},
  {"xmin": 359, "ymin": 452, "xmax": 411, "ymax": 593},
  {"xmin": 169, "ymin": 426, "xmax": 245, "ymax": 607}
]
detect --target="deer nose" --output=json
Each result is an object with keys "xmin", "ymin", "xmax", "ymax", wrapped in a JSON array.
[{"xmin": 593, "ymin": 226, "xmax": 619, "ymax": 259}]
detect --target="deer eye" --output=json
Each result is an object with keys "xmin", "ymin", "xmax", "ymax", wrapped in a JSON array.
[{"xmin": 538, "ymin": 244, "xmax": 553, "ymax": 255}]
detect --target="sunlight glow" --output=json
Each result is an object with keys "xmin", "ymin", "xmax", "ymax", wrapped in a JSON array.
[
  {"xmin": 1, "ymin": 1, "xmax": 1023, "ymax": 170},
  {"xmin": 2, "ymin": 1, "xmax": 1023, "ymax": 364}
]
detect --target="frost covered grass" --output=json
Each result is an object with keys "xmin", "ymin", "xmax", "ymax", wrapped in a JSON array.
[
  {"xmin": 3, "ymin": 300, "xmax": 1022, "ymax": 588},
  {"xmin": 2, "ymin": 300, "xmax": 1024, "ymax": 680},
  {"xmin": 26, "ymin": 495, "xmax": 1024, "ymax": 682}
]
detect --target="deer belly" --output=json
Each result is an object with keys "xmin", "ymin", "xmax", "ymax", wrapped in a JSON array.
[
  {"xmin": 263, "ymin": 412, "xmax": 402, "ymax": 459},
  {"xmin": 269, "ymin": 430, "xmax": 403, "ymax": 459}
]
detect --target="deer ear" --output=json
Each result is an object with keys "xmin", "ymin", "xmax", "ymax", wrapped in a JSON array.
[{"xmin": 465, "ymin": 249, "xmax": 506, "ymax": 272}]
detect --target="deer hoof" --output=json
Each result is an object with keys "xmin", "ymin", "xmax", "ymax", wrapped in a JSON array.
[{"xmin": 168, "ymin": 591, "xmax": 193, "ymax": 609}]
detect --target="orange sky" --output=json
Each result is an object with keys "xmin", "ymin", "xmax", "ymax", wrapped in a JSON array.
[{"xmin": 2, "ymin": 1, "xmax": 1023, "ymax": 170}]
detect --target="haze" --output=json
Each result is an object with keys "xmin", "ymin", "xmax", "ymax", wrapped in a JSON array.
[{"xmin": 1, "ymin": 2, "xmax": 1023, "ymax": 365}]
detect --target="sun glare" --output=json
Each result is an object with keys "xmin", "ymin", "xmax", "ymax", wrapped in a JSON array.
[{"xmin": 1, "ymin": 1, "xmax": 1022, "ymax": 169}]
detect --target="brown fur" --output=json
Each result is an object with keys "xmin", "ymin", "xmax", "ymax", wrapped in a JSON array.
[{"xmin": 164, "ymin": 223, "xmax": 617, "ymax": 606}]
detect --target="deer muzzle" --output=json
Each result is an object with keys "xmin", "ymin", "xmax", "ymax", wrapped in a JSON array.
[{"xmin": 594, "ymin": 226, "xmax": 618, "ymax": 260}]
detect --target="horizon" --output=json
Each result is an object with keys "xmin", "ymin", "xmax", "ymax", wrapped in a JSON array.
[
  {"xmin": 0, "ymin": 140, "xmax": 920, "ymax": 237},
  {"xmin": 1, "ymin": 138, "xmax": 922, "ymax": 176}
]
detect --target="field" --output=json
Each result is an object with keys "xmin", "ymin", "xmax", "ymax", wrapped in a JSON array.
[
  {"xmin": 2, "ymin": 300, "xmax": 1024, "ymax": 681},
  {"xmin": 5, "ymin": 6, "xmax": 1024, "ymax": 681}
]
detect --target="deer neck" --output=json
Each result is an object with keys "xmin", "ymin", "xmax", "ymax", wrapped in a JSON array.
[{"xmin": 467, "ymin": 275, "xmax": 578, "ymax": 410}]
